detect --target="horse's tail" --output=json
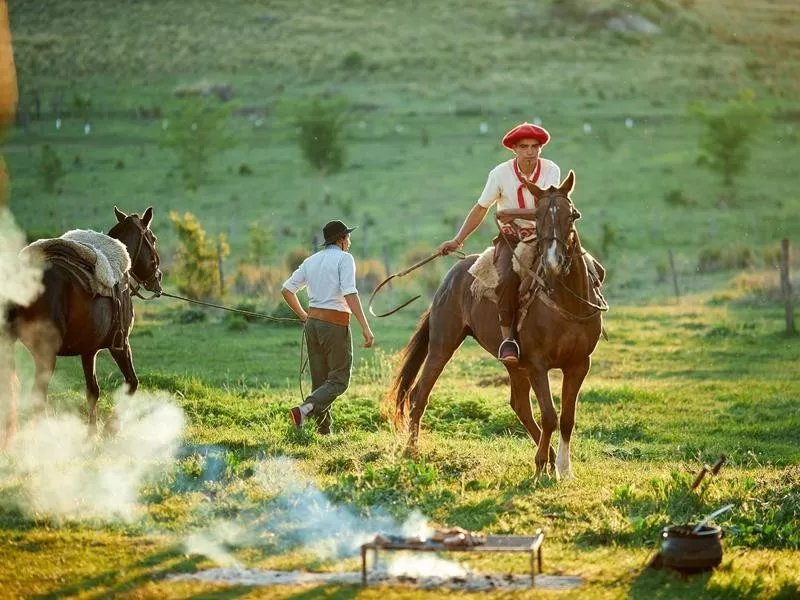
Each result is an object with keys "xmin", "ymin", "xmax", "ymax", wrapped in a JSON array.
[
  {"xmin": 1, "ymin": 304, "xmax": 19, "ymax": 448},
  {"xmin": 383, "ymin": 308, "xmax": 431, "ymax": 431}
]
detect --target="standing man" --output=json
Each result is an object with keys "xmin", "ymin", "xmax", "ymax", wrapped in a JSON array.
[
  {"xmin": 282, "ymin": 219, "xmax": 375, "ymax": 435},
  {"xmin": 437, "ymin": 122, "xmax": 561, "ymax": 365}
]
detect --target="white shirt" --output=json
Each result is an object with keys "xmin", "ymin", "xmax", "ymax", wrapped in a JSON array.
[
  {"xmin": 477, "ymin": 158, "xmax": 561, "ymax": 230},
  {"xmin": 282, "ymin": 245, "xmax": 358, "ymax": 313}
]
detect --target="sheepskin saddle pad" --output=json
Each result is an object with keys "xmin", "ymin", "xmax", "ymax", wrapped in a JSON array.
[
  {"xmin": 21, "ymin": 229, "xmax": 131, "ymax": 297},
  {"xmin": 467, "ymin": 242, "xmax": 537, "ymax": 303}
]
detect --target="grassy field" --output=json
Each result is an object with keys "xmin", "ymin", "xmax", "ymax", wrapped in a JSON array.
[
  {"xmin": 2, "ymin": 0, "xmax": 800, "ymax": 598},
  {"xmin": 2, "ymin": 293, "xmax": 800, "ymax": 598}
]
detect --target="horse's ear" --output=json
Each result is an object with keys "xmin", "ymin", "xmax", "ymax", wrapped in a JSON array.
[
  {"xmin": 114, "ymin": 206, "xmax": 128, "ymax": 223},
  {"xmin": 560, "ymin": 170, "xmax": 576, "ymax": 194},
  {"xmin": 526, "ymin": 182, "xmax": 545, "ymax": 199},
  {"xmin": 142, "ymin": 206, "xmax": 154, "ymax": 228}
]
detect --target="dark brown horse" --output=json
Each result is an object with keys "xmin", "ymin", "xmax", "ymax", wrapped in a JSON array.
[
  {"xmin": 2, "ymin": 207, "xmax": 162, "ymax": 439},
  {"xmin": 385, "ymin": 172, "xmax": 605, "ymax": 478}
]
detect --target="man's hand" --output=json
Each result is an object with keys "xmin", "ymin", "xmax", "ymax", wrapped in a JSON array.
[
  {"xmin": 362, "ymin": 327, "xmax": 375, "ymax": 348},
  {"xmin": 437, "ymin": 238, "xmax": 462, "ymax": 256}
]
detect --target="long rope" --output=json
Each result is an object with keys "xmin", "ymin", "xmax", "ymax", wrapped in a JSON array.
[
  {"xmin": 368, "ymin": 250, "xmax": 466, "ymax": 317},
  {"xmin": 158, "ymin": 291, "xmax": 303, "ymax": 324},
  {"xmin": 156, "ymin": 289, "xmax": 309, "ymax": 404}
]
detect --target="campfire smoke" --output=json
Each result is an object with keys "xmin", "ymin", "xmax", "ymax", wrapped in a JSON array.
[{"xmin": 1, "ymin": 389, "xmax": 185, "ymax": 521}]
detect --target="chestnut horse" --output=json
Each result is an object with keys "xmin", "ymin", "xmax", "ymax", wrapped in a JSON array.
[
  {"xmin": 2, "ymin": 207, "xmax": 162, "ymax": 440},
  {"xmin": 385, "ymin": 172, "xmax": 605, "ymax": 478}
]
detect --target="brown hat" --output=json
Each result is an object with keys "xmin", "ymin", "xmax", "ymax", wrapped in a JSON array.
[{"xmin": 323, "ymin": 220, "xmax": 357, "ymax": 244}]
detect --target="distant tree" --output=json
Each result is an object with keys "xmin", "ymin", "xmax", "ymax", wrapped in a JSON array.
[
  {"xmin": 169, "ymin": 211, "xmax": 230, "ymax": 299},
  {"xmin": 691, "ymin": 90, "xmax": 770, "ymax": 194},
  {"xmin": 72, "ymin": 91, "xmax": 92, "ymax": 124},
  {"xmin": 245, "ymin": 221, "xmax": 276, "ymax": 266},
  {"xmin": 161, "ymin": 99, "xmax": 235, "ymax": 191},
  {"xmin": 287, "ymin": 96, "xmax": 350, "ymax": 175},
  {"xmin": 37, "ymin": 144, "xmax": 64, "ymax": 193}
]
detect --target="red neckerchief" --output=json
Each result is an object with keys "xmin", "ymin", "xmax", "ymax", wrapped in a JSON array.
[{"xmin": 513, "ymin": 158, "xmax": 541, "ymax": 208}]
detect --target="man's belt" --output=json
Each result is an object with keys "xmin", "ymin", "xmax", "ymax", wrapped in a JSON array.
[
  {"xmin": 500, "ymin": 225, "xmax": 537, "ymax": 242},
  {"xmin": 308, "ymin": 307, "xmax": 350, "ymax": 327}
]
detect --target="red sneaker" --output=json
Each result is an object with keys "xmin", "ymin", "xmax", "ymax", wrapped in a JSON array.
[
  {"xmin": 498, "ymin": 339, "xmax": 520, "ymax": 365},
  {"xmin": 289, "ymin": 406, "xmax": 304, "ymax": 429}
]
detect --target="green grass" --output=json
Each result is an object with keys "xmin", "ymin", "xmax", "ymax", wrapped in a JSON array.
[
  {"xmin": 2, "ymin": 0, "xmax": 800, "ymax": 597},
  {"xmin": 3, "ymin": 291, "xmax": 800, "ymax": 598}
]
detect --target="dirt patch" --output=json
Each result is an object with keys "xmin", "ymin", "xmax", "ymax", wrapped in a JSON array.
[{"xmin": 170, "ymin": 568, "xmax": 583, "ymax": 592}]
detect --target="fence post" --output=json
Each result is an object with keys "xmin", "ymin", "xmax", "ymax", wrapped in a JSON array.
[
  {"xmin": 216, "ymin": 238, "xmax": 225, "ymax": 297},
  {"xmin": 779, "ymin": 238, "xmax": 795, "ymax": 334},
  {"xmin": 382, "ymin": 245, "xmax": 392, "ymax": 300},
  {"xmin": 668, "ymin": 249, "xmax": 680, "ymax": 302}
]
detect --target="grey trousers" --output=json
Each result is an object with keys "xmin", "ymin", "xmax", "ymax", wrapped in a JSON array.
[{"xmin": 304, "ymin": 318, "xmax": 353, "ymax": 433}]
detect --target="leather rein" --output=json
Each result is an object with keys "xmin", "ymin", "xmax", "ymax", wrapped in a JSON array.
[
  {"xmin": 111, "ymin": 220, "xmax": 162, "ymax": 300},
  {"xmin": 499, "ymin": 194, "xmax": 608, "ymax": 324}
]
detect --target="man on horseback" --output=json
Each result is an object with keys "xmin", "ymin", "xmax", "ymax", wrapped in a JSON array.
[
  {"xmin": 437, "ymin": 122, "xmax": 561, "ymax": 365},
  {"xmin": 282, "ymin": 220, "xmax": 375, "ymax": 435}
]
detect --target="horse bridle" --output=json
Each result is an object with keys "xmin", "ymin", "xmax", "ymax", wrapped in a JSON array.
[
  {"xmin": 126, "ymin": 221, "xmax": 161, "ymax": 299},
  {"xmin": 536, "ymin": 193, "xmax": 579, "ymax": 276}
]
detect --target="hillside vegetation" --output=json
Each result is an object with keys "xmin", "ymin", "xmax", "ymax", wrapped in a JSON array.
[{"xmin": 1, "ymin": 2, "xmax": 799, "ymax": 598}]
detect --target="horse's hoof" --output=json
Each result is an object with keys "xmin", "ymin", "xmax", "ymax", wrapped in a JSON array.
[
  {"xmin": 403, "ymin": 442, "xmax": 420, "ymax": 459},
  {"xmin": 558, "ymin": 469, "xmax": 576, "ymax": 482}
]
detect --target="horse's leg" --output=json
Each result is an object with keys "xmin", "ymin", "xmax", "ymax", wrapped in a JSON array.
[
  {"xmin": 109, "ymin": 346, "xmax": 139, "ymax": 396},
  {"xmin": 107, "ymin": 346, "xmax": 137, "ymax": 435},
  {"xmin": 507, "ymin": 367, "xmax": 557, "ymax": 464},
  {"xmin": 507, "ymin": 367, "xmax": 541, "ymax": 441},
  {"xmin": 557, "ymin": 358, "xmax": 591, "ymax": 481},
  {"xmin": 407, "ymin": 334, "xmax": 465, "ymax": 453},
  {"xmin": 81, "ymin": 352, "xmax": 100, "ymax": 430},
  {"xmin": 527, "ymin": 365, "xmax": 558, "ymax": 476},
  {"xmin": 0, "ymin": 337, "xmax": 18, "ymax": 449},
  {"xmin": 31, "ymin": 349, "xmax": 56, "ymax": 417}
]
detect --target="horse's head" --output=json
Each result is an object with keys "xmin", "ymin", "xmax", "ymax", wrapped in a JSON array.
[
  {"xmin": 527, "ymin": 170, "xmax": 581, "ymax": 278},
  {"xmin": 109, "ymin": 206, "xmax": 163, "ymax": 295}
]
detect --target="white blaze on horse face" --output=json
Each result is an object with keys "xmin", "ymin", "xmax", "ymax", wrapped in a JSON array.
[
  {"xmin": 545, "ymin": 204, "xmax": 561, "ymax": 273},
  {"xmin": 545, "ymin": 239, "xmax": 560, "ymax": 272}
]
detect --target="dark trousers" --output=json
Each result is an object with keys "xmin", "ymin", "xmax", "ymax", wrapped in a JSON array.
[
  {"xmin": 304, "ymin": 318, "xmax": 353, "ymax": 434},
  {"xmin": 493, "ymin": 235, "xmax": 520, "ymax": 331}
]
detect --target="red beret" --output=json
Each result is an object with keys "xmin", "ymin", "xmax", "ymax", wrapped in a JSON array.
[{"xmin": 502, "ymin": 122, "xmax": 550, "ymax": 149}]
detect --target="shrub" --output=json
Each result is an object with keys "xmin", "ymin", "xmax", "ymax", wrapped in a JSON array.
[
  {"xmin": 762, "ymin": 243, "xmax": 797, "ymax": 269},
  {"xmin": 160, "ymin": 99, "xmax": 235, "ymax": 191},
  {"xmin": 173, "ymin": 307, "xmax": 207, "ymax": 324},
  {"xmin": 340, "ymin": 50, "xmax": 364, "ymax": 71},
  {"xmin": 72, "ymin": 91, "xmax": 92, "ymax": 123},
  {"xmin": 169, "ymin": 211, "xmax": 230, "ymax": 299},
  {"xmin": 697, "ymin": 245, "xmax": 756, "ymax": 273},
  {"xmin": 232, "ymin": 263, "xmax": 284, "ymax": 298},
  {"xmin": 600, "ymin": 222, "xmax": 618, "ymax": 258},
  {"xmin": 284, "ymin": 247, "xmax": 310, "ymax": 272},
  {"xmin": 358, "ymin": 259, "xmax": 387, "ymax": 295},
  {"xmin": 663, "ymin": 188, "xmax": 695, "ymax": 207},
  {"xmin": 286, "ymin": 96, "xmax": 350, "ymax": 175},
  {"xmin": 245, "ymin": 222, "xmax": 276, "ymax": 266},
  {"xmin": 238, "ymin": 163, "xmax": 253, "ymax": 176},
  {"xmin": 690, "ymin": 90, "xmax": 771, "ymax": 192},
  {"xmin": 38, "ymin": 144, "xmax": 64, "ymax": 193}
]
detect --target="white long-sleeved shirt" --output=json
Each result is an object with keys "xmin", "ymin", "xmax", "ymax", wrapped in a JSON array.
[{"xmin": 282, "ymin": 245, "xmax": 358, "ymax": 313}]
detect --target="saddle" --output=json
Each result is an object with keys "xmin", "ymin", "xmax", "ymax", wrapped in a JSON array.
[
  {"xmin": 468, "ymin": 243, "xmax": 606, "ymax": 308},
  {"xmin": 20, "ymin": 231, "xmax": 132, "ymax": 350}
]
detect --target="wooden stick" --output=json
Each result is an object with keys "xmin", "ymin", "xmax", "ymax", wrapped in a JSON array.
[
  {"xmin": 780, "ymin": 239, "xmax": 795, "ymax": 334},
  {"xmin": 668, "ymin": 249, "xmax": 680, "ymax": 302}
]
